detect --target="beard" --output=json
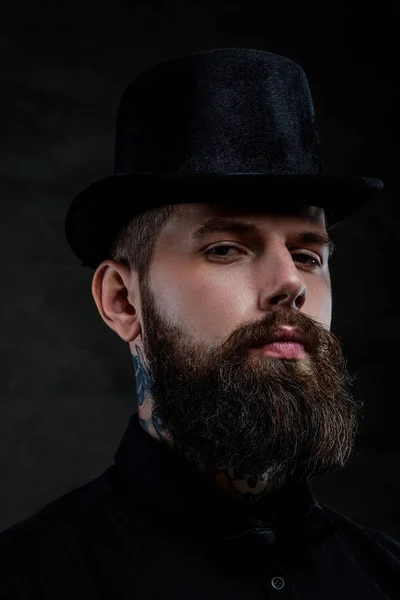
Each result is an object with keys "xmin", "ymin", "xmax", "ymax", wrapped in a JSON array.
[{"xmin": 137, "ymin": 277, "xmax": 362, "ymax": 490}]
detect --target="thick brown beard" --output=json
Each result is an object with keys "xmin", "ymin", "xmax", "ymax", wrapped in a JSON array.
[{"xmin": 141, "ymin": 282, "xmax": 362, "ymax": 489}]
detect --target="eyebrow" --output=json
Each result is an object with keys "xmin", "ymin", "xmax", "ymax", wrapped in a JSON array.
[{"xmin": 192, "ymin": 217, "xmax": 335, "ymax": 257}]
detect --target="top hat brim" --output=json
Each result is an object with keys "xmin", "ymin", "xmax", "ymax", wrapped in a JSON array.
[{"xmin": 65, "ymin": 172, "xmax": 384, "ymax": 269}]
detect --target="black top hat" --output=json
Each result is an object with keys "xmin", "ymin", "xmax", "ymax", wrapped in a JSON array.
[{"xmin": 65, "ymin": 48, "xmax": 384, "ymax": 269}]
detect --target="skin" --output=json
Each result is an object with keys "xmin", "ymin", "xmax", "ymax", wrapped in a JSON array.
[{"xmin": 92, "ymin": 202, "xmax": 360, "ymax": 507}]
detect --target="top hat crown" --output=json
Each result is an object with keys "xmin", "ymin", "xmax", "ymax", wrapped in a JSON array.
[{"xmin": 114, "ymin": 47, "xmax": 323, "ymax": 176}]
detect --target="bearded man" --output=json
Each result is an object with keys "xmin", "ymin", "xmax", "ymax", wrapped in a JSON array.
[{"xmin": 1, "ymin": 48, "xmax": 399, "ymax": 599}]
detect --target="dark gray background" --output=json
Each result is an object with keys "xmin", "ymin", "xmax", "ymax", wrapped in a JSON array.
[{"xmin": 1, "ymin": 2, "xmax": 399, "ymax": 537}]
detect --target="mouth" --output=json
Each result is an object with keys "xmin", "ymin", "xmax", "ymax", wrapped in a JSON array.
[{"xmin": 251, "ymin": 327, "xmax": 312, "ymax": 357}]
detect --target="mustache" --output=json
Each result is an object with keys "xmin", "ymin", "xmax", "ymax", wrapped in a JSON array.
[{"xmin": 222, "ymin": 309, "xmax": 332, "ymax": 355}]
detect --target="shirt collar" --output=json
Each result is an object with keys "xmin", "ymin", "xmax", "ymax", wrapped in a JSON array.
[{"xmin": 113, "ymin": 413, "xmax": 338, "ymax": 552}]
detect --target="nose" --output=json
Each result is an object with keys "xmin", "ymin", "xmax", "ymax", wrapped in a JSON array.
[{"xmin": 260, "ymin": 247, "xmax": 307, "ymax": 312}]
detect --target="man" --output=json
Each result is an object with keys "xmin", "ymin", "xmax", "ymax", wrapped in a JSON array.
[{"xmin": 1, "ymin": 48, "xmax": 399, "ymax": 598}]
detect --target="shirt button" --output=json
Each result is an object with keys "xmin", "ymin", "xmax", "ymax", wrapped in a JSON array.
[{"xmin": 271, "ymin": 576, "xmax": 285, "ymax": 590}]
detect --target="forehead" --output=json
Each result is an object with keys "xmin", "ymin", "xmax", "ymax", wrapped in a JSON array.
[{"xmin": 172, "ymin": 202, "xmax": 326, "ymax": 228}]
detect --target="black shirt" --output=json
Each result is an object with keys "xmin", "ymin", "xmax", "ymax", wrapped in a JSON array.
[{"xmin": 1, "ymin": 413, "xmax": 400, "ymax": 599}]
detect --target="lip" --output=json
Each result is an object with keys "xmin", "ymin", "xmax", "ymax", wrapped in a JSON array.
[
  {"xmin": 251, "ymin": 326, "xmax": 312, "ymax": 353},
  {"xmin": 253, "ymin": 341, "xmax": 307, "ymax": 359}
]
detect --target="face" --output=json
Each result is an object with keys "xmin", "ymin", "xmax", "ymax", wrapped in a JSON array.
[{"xmin": 94, "ymin": 202, "xmax": 361, "ymax": 492}]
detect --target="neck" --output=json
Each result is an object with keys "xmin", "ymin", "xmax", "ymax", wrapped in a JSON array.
[
  {"xmin": 133, "ymin": 347, "xmax": 282, "ymax": 505},
  {"xmin": 137, "ymin": 399, "xmax": 280, "ymax": 506}
]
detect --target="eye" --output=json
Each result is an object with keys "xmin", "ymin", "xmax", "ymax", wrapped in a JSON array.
[
  {"xmin": 205, "ymin": 244, "xmax": 321, "ymax": 268},
  {"xmin": 205, "ymin": 244, "xmax": 244, "ymax": 259},
  {"xmin": 292, "ymin": 253, "xmax": 321, "ymax": 268}
]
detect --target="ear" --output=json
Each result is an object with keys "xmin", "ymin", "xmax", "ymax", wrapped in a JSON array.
[{"xmin": 91, "ymin": 260, "xmax": 142, "ymax": 343}]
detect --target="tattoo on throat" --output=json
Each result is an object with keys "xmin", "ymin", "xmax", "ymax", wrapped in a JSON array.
[
  {"xmin": 131, "ymin": 346, "xmax": 152, "ymax": 408},
  {"xmin": 132, "ymin": 346, "xmax": 166, "ymax": 439}
]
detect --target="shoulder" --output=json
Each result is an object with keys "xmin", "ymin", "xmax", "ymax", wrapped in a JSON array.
[
  {"xmin": 362, "ymin": 526, "xmax": 400, "ymax": 559},
  {"xmin": 322, "ymin": 503, "xmax": 400, "ymax": 560},
  {"xmin": 0, "ymin": 467, "xmax": 113, "ymax": 542},
  {"xmin": 0, "ymin": 467, "xmax": 114, "ymax": 596}
]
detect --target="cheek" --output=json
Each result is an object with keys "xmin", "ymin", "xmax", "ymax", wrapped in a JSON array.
[
  {"xmin": 182, "ymin": 279, "xmax": 248, "ymax": 337},
  {"xmin": 156, "ymin": 270, "xmax": 250, "ymax": 344},
  {"xmin": 305, "ymin": 279, "xmax": 332, "ymax": 327}
]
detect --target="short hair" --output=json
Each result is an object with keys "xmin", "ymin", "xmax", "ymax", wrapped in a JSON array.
[{"xmin": 110, "ymin": 204, "xmax": 177, "ymax": 284}]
